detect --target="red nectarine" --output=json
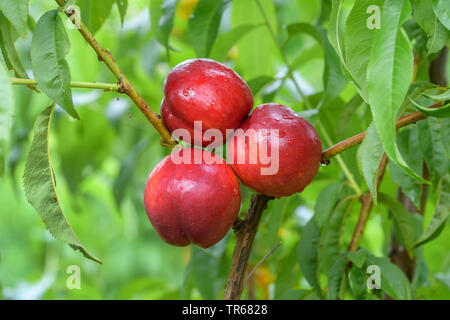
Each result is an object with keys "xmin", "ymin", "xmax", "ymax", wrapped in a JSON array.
[
  {"xmin": 228, "ymin": 103, "xmax": 322, "ymax": 198},
  {"xmin": 162, "ymin": 58, "xmax": 253, "ymax": 147},
  {"xmin": 144, "ymin": 148, "xmax": 241, "ymax": 248}
]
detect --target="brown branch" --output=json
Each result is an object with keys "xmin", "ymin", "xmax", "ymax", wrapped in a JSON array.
[
  {"xmin": 348, "ymin": 154, "xmax": 388, "ymax": 253},
  {"xmin": 321, "ymin": 105, "xmax": 443, "ymax": 164},
  {"xmin": 345, "ymin": 98, "xmax": 441, "ymax": 254},
  {"xmin": 224, "ymin": 194, "xmax": 272, "ymax": 300},
  {"xmin": 322, "ymin": 111, "xmax": 431, "ymax": 163},
  {"xmin": 55, "ymin": 0, "xmax": 176, "ymax": 146},
  {"xmin": 419, "ymin": 162, "xmax": 430, "ymax": 216}
]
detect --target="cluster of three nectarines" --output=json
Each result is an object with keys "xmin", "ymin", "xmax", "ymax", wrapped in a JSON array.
[{"xmin": 144, "ymin": 59, "xmax": 322, "ymax": 248}]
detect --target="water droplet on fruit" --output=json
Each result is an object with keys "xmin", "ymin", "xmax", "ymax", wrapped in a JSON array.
[
  {"xmin": 321, "ymin": 160, "xmax": 330, "ymax": 167},
  {"xmin": 282, "ymin": 115, "xmax": 294, "ymax": 120}
]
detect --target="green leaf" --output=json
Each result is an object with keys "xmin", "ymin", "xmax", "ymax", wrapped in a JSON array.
[
  {"xmin": 297, "ymin": 218, "xmax": 322, "ymax": 297},
  {"xmin": 114, "ymin": 139, "xmax": 149, "ymax": 208},
  {"xmin": 328, "ymin": 0, "xmax": 359, "ymax": 86},
  {"xmin": 388, "ymin": 128, "xmax": 422, "ymax": 207},
  {"xmin": 412, "ymin": 248, "xmax": 429, "ymax": 287},
  {"xmin": 347, "ymin": 249, "xmax": 367, "ymax": 269},
  {"xmin": 188, "ymin": 0, "xmax": 230, "ymax": 58},
  {"xmin": 0, "ymin": 0, "xmax": 29, "ymax": 38},
  {"xmin": 180, "ymin": 261, "xmax": 194, "ymax": 299},
  {"xmin": 410, "ymin": 99, "xmax": 450, "ymax": 118},
  {"xmin": 23, "ymin": 105, "xmax": 101, "ymax": 264},
  {"xmin": 261, "ymin": 79, "xmax": 283, "ymax": 103},
  {"xmin": 413, "ymin": 0, "xmax": 449, "ymax": 54},
  {"xmin": 191, "ymin": 248, "xmax": 219, "ymax": 299},
  {"xmin": 418, "ymin": 117, "xmax": 448, "ymax": 179},
  {"xmin": 433, "ymin": 0, "xmax": 450, "ymax": 30},
  {"xmin": 0, "ymin": 60, "xmax": 13, "ymax": 176},
  {"xmin": 0, "ymin": 13, "xmax": 27, "ymax": 78},
  {"xmin": 274, "ymin": 244, "xmax": 299, "ymax": 298},
  {"xmin": 367, "ymin": 0, "xmax": 425, "ymax": 183},
  {"xmin": 286, "ymin": 23, "xmax": 347, "ymax": 109},
  {"xmin": 422, "ymin": 88, "xmax": 450, "ymax": 101},
  {"xmin": 378, "ymin": 193, "xmax": 422, "ymax": 249},
  {"xmin": 349, "ymin": 265, "xmax": 367, "ymax": 299},
  {"xmin": 26, "ymin": 14, "xmax": 36, "ymax": 32},
  {"xmin": 327, "ymin": 0, "xmax": 347, "ymax": 65},
  {"xmin": 77, "ymin": 0, "xmax": 114, "ymax": 35},
  {"xmin": 277, "ymin": 289, "xmax": 311, "ymax": 300},
  {"xmin": 31, "ymin": 10, "xmax": 78, "ymax": 120},
  {"xmin": 149, "ymin": 0, "xmax": 163, "ymax": 35},
  {"xmin": 344, "ymin": 0, "xmax": 385, "ymax": 101},
  {"xmin": 156, "ymin": 0, "xmax": 178, "ymax": 58},
  {"xmin": 290, "ymin": 44, "xmax": 322, "ymax": 70},
  {"xmin": 357, "ymin": 122, "xmax": 384, "ymax": 204},
  {"xmin": 116, "ymin": 0, "xmax": 128, "ymax": 26},
  {"xmin": 116, "ymin": 278, "xmax": 178, "ymax": 299},
  {"xmin": 413, "ymin": 174, "xmax": 450, "ymax": 248},
  {"xmin": 231, "ymin": 0, "xmax": 276, "ymax": 79},
  {"xmin": 319, "ymin": 32, "xmax": 347, "ymax": 109},
  {"xmin": 0, "ymin": 12, "xmax": 37, "ymax": 94},
  {"xmin": 441, "ymin": 118, "xmax": 450, "ymax": 155},
  {"xmin": 285, "ymin": 22, "xmax": 321, "ymax": 51},
  {"xmin": 56, "ymin": 107, "xmax": 114, "ymax": 193},
  {"xmin": 260, "ymin": 199, "xmax": 287, "ymax": 250},
  {"xmin": 314, "ymin": 182, "xmax": 342, "ymax": 229},
  {"xmin": 247, "ymin": 75, "xmax": 274, "ymax": 96},
  {"xmin": 319, "ymin": 197, "xmax": 354, "ymax": 273},
  {"xmin": 210, "ymin": 24, "xmax": 261, "ymax": 62},
  {"xmin": 365, "ymin": 255, "xmax": 412, "ymax": 300},
  {"xmin": 190, "ymin": 242, "xmax": 227, "ymax": 299},
  {"xmin": 327, "ymin": 252, "xmax": 347, "ymax": 300}
]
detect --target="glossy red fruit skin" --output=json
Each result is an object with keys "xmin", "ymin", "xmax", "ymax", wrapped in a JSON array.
[
  {"xmin": 228, "ymin": 103, "xmax": 322, "ymax": 198},
  {"xmin": 163, "ymin": 58, "xmax": 253, "ymax": 147},
  {"xmin": 144, "ymin": 148, "xmax": 241, "ymax": 248}
]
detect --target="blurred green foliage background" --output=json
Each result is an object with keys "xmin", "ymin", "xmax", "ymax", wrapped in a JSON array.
[{"xmin": 0, "ymin": 0, "xmax": 449, "ymax": 300}]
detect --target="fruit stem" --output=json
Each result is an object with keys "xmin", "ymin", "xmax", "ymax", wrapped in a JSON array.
[
  {"xmin": 10, "ymin": 78, "xmax": 121, "ymax": 91},
  {"xmin": 54, "ymin": 0, "xmax": 176, "ymax": 146}
]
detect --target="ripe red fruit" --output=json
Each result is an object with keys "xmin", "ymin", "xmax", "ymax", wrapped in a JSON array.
[
  {"xmin": 162, "ymin": 58, "xmax": 253, "ymax": 147},
  {"xmin": 144, "ymin": 148, "xmax": 241, "ymax": 248},
  {"xmin": 228, "ymin": 103, "xmax": 322, "ymax": 198}
]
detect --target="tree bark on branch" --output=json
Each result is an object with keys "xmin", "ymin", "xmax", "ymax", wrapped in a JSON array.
[
  {"xmin": 348, "ymin": 154, "xmax": 389, "ymax": 254},
  {"xmin": 321, "ymin": 107, "xmax": 442, "ymax": 164},
  {"xmin": 224, "ymin": 194, "xmax": 272, "ymax": 300}
]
